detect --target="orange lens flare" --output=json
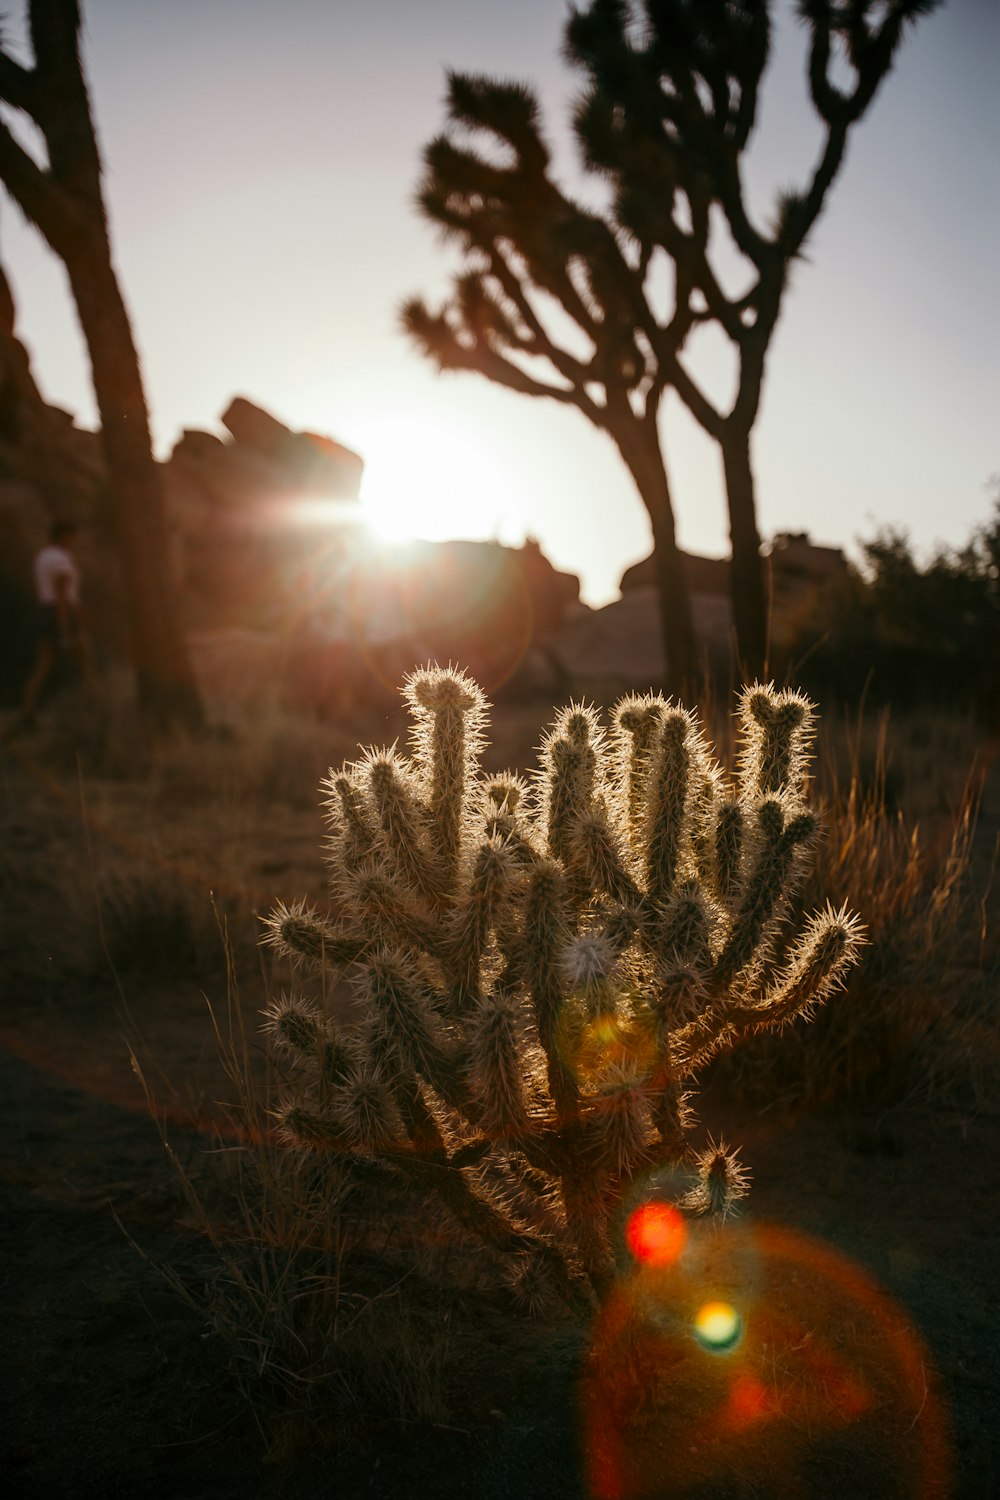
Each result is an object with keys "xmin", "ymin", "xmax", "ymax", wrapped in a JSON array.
[
  {"xmin": 570, "ymin": 1011, "xmax": 657, "ymax": 1087},
  {"xmin": 625, "ymin": 1201, "xmax": 687, "ymax": 1268}
]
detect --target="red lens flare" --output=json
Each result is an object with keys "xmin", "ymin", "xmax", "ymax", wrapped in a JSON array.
[
  {"xmin": 625, "ymin": 1201, "xmax": 687, "ymax": 1267},
  {"xmin": 582, "ymin": 1221, "xmax": 952, "ymax": 1500}
]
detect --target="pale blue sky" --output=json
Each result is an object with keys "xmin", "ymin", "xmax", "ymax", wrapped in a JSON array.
[{"xmin": 1, "ymin": 0, "xmax": 996, "ymax": 604}]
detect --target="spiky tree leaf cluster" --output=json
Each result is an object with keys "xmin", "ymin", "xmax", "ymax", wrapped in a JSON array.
[
  {"xmin": 404, "ymin": 0, "xmax": 939, "ymax": 684},
  {"xmin": 263, "ymin": 667, "xmax": 863, "ymax": 1301}
]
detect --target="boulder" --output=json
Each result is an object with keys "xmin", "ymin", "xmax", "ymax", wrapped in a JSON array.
[{"xmin": 221, "ymin": 396, "xmax": 363, "ymax": 499}]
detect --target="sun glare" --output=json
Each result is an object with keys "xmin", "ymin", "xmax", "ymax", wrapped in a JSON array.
[{"xmin": 356, "ymin": 414, "xmax": 524, "ymax": 548}]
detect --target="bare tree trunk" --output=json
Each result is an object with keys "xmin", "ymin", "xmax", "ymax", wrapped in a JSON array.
[
  {"xmin": 0, "ymin": 0, "xmax": 205, "ymax": 732},
  {"xmin": 66, "ymin": 232, "xmax": 203, "ymax": 729},
  {"xmin": 721, "ymin": 426, "xmax": 768, "ymax": 681},
  {"xmin": 610, "ymin": 416, "xmax": 698, "ymax": 695}
]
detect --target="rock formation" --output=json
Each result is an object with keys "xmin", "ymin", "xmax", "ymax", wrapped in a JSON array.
[{"xmin": 0, "ymin": 286, "xmax": 582, "ymax": 710}]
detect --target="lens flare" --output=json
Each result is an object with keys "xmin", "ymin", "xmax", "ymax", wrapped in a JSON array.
[
  {"xmin": 561, "ymin": 1003, "xmax": 658, "ymax": 1088},
  {"xmin": 694, "ymin": 1299, "xmax": 742, "ymax": 1351},
  {"xmin": 625, "ymin": 1202, "xmax": 687, "ymax": 1268},
  {"xmin": 582, "ymin": 1223, "xmax": 952, "ymax": 1500}
]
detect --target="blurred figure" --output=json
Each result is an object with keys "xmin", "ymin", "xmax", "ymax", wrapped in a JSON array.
[{"xmin": 18, "ymin": 519, "xmax": 95, "ymax": 727}]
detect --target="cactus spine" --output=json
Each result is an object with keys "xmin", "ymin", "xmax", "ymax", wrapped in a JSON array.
[{"xmin": 263, "ymin": 669, "xmax": 864, "ymax": 1303}]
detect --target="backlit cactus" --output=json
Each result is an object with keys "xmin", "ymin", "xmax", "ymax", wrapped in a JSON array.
[{"xmin": 263, "ymin": 668, "xmax": 863, "ymax": 1301}]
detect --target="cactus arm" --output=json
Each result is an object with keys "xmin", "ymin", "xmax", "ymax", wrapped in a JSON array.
[
  {"xmin": 448, "ymin": 835, "xmax": 521, "ymax": 1011},
  {"xmin": 613, "ymin": 695, "xmax": 667, "ymax": 853},
  {"xmin": 710, "ymin": 803, "xmax": 817, "ymax": 991},
  {"xmin": 346, "ymin": 867, "xmax": 446, "ymax": 958},
  {"xmin": 746, "ymin": 904, "xmax": 867, "ymax": 1028},
  {"xmin": 262, "ymin": 900, "xmax": 367, "ymax": 969},
  {"xmin": 404, "ymin": 667, "xmax": 487, "ymax": 904},
  {"xmin": 519, "ymin": 860, "xmax": 581, "ymax": 1123},
  {"xmin": 573, "ymin": 807, "xmax": 643, "ymax": 907},
  {"xmin": 712, "ymin": 799, "xmax": 745, "ymax": 906},
  {"xmin": 390, "ymin": 1147, "xmax": 590, "ymax": 1309},
  {"xmin": 465, "ymin": 991, "xmax": 530, "ymax": 1137},
  {"xmin": 322, "ymin": 770, "xmax": 379, "ymax": 875},
  {"xmin": 644, "ymin": 709, "xmax": 695, "ymax": 909},
  {"xmin": 738, "ymin": 684, "xmax": 815, "ymax": 800},
  {"xmin": 364, "ymin": 749, "xmax": 442, "ymax": 903}
]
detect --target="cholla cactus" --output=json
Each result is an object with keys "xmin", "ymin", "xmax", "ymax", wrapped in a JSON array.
[{"xmin": 263, "ymin": 668, "xmax": 863, "ymax": 1302}]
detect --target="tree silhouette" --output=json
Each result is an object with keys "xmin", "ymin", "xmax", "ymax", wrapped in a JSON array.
[
  {"xmin": 404, "ymin": 0, "xmax": 938, "ymax": 683},
  {"xmin": 403, "ymin": 74, "xmax": 702, "ymax": 691},
  {"xmin": 0, "ymin": 0, "xmax": 203, "ymax": 729},
  {"xmin": 566, "ymin": 0, "xmax": 939, "ymax": 675}
]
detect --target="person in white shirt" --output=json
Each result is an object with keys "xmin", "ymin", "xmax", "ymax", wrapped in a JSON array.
[{"xmin": 19, "ymin": 519, "xmax": 94, "ymax": 725}]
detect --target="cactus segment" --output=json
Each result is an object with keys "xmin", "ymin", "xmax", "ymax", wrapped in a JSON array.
[
  {"xmin": 260, "ymin": 993, "xmax": 325, "ymax": 1057},
  {"xmin": 261, "ymin": 899, "xmax": 365, "ymax": 969},
  {"xmin": 738, "ymin": 683, "xmax": 815, "ymax": 801},
  {"xmin": 682, "ymin": 1139, "xmax": 751, "ymax": 1220},
  {"xmin": 404, "ymin": 665, "xmax": 488, "ymax": 902}
]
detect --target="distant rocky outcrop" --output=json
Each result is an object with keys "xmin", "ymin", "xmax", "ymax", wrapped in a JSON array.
[
  {"xmin": 311, "ymin": 534, "xmax": 582, "ymax": 702},
  {"xmin": 764, "ymin": 532, "xmax": 849, "ymax": 653},
  {"xmin": 168, "ymin": 397, "xmax": 363, "ymax": 517},
  {"xmin": 0, "ymin": 267, "xmax": 106, "ymax": 513},
  {"xmin": 555, "ymin": 547, "xmax": 735, "ymax": 689},
  {"xmin": 162, "ymin": 399, "xmax": 582, "ymax": 701},
  {"xmin": 620, "ymin": 550, "xmax": 730, "ymax": 598},
  {"xmin": 162, "ymin": 396, "xmax": 364, "ymax": 632},
  {"xmin": 187, "ymin": 531, "xmax": 583, "ymax": 712},
  {"xmin": 0, "ymin": 297, "xmax": 583, "ymax": 709},
  {"xmin": 0, "ymin": 292, "xmax": 848, "ymax": 713},
  {"xmin": 552, "ymin": 585, "xmax": 732, "ymax": 691},
  {"xmin": 555, "ymin": 535, "xmax": 849, "ymax": 693}
]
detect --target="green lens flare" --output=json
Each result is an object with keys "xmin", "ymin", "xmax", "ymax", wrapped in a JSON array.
[{"xmin": 694, "ymin": 1300, "xmax": 741, "ymax": 1351}]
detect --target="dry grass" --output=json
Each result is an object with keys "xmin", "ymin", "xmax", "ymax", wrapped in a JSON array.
[
  {"xmin": 7, "ymin": 679, "xmax": 995, "ymax": 1097},
  {"xmin": 715, "ymin": 707, "xmax": 999, "ymax": 1106},
  {"xmin": 128, "ymin": 963, "xmax": 457, "ymax": 1457},
  {"xmin": 8, "ymin": 675, "xmax": 998, "ymax": 1456}
]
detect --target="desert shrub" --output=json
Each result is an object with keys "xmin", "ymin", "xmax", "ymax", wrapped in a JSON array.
[
  {"xmin": 147, "ymin": 703, "xmax": 370, "ymax": 815},
  {"xmin": 95, "ymin": 862, "xmax": 254, "ymax": 982},
  {"xmin": 782, "ymin": 505, "xmax": 1000, "ymax": 717},
  {"xmin": 720, "ymin": 712, "xmax": 994, "ymax": 1104},
  {"xmin": 259, "ymin": 667, "xmax": 863, "ymax": 1306}
]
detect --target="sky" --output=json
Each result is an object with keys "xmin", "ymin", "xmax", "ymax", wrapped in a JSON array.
[{"xmin": 0, "ymin": 0, "xmax": 997, "ymax": 607}]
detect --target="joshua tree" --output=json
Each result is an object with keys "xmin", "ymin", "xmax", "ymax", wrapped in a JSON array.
[
  {"xmin": 264, "ymin": 666, "xmax": 863, "ymax": 1302},
  {"xmin": 402, "ymin": 75, "xmax": 703, "ymax": 691},
  {"xmin": 565, "ymin": 0, "xmax": 940, "ymax": 677},
  {"xmin": 0, "ymin": 0, "xmax": 203, "ymax": 728},
  {"xmin": 404, "ymin": 0, "xmax": 938, "ymax": 684}
]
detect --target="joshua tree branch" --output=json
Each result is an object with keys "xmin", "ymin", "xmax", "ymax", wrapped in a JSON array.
[
  {"xmin": 665, "ymin": 350, "xmax": 725, "ymax": 441},
  {"xmin": 0, "ymin": 114, "xmax": 77, "ymax": 246},
  {"xmin": 0, "ymin": 50, "xmax": 38, "ymax": 116},
  {"xmin": 487, "ymin": 244, "xmax": 601, "ymax": 410}
]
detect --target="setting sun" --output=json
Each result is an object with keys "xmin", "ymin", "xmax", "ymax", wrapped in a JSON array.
[{"xmin": 353, "ymin": 412, "xmax": 524, "ymax": 547}]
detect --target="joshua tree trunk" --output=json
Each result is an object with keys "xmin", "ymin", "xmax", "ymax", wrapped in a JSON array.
[
  {"xmin": 609, "ymin": 412, "xmax": 698, "ymax": 694},
  {"xmin": 721, "ymin": 425, "xmax": 768, "ymax": 681},
  {"xmin": 0, "ymin": 0, "xmax": 204, "ymax": 731},
  {"xmin": 66, "ymin": 232, "xmax": 203, "ymax": 728}
]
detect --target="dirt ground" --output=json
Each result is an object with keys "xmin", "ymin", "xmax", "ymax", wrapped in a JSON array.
[{"xmin": 2, "ymin": 706, "xmax": 999, "ymax": 1499}]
